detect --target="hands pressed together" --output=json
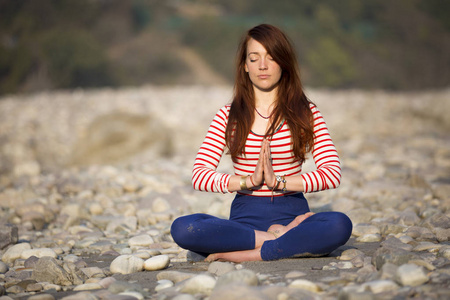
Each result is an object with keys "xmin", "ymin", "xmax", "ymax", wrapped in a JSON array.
[{"xmin": 250, "ymin": 138, "xmax": 277, "ymax": 189}]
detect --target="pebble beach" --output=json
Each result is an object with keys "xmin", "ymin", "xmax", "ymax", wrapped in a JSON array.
[{"xmin": 0, "ymin": 85, "xmax": 449, "ymax": 299}]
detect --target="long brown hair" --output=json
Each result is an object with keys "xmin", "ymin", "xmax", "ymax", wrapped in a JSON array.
[{"xmin": 225, "ymin": 24, "xmax": 315, "ymax": 164}]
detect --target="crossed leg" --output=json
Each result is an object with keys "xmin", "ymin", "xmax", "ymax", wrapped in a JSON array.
[{"xmin": 205, "ymin": 212, "xmax": 315, "ymax": 263}]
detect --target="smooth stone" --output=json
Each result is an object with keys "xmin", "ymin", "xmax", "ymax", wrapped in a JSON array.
[
  {"xmin": 98, "ymin": 277, "xmax": 116, "ymax": 288},
  {"xmin": 27, "ymin": 294, "xmax": 56, "ymax": 300},
  {"xmin": 434, "ymin": 227, "xmax": 450, "ymax": 242},
  {"xmin": 413, "ymin": 242, "xmax": 442, "ymax": 252},
  {"xmin": 72, "ymin": 283, "xmax": 102, "ymax": 291},
  {"xmin": 0, "ymin": 262, "xmax": 8, "ymax": 274},
  {"xmin": 2, "ymin": 243, "xmax": 31, "ymax": 263},
  {"xmin": 395, "ymin": 264, "xmax": 429, "ymax": 286},
  {"xmin": 157, "ymin": 271, "xmax": 196, "ymax": 283},
  {"xmin": 215, "ymin": 269, "xmax": 259, "ymax": 288},
  {"xmin": 144, "ymin": 255, "xmax": 170, "ymax": 271},
  {"xmin": 208, "ymin": 261, "xmax": 236, "ymax": 276},
  {"xmin": 119, "ymin": 291, "xmax": 144, "ymax": 300},
  {"xmin": 59, "ymin": 291, "xmax": 99, "ymax": 300},
  {"xmin": 154, "ymin": 279, "xmax": 174, "ymax": 292},
  {"xmin": 380, "ymin": 263, "xmax": 398, "ymax": 280},
  {"xmin": 172, "ymin": 295, "xmax": 196, "ymax": 300},
  {"xmin": 336, "ymin": 261, "xmax": 355, "ymax": 269},
  {"xmin": 362, "ymin": 280, "xmax": 399, "ymax": 294},
  {"xmin": 80, "ymin": 267, "xmax": 105, "ymax": 278},
  {"xmin": 340, "ymin": 249, "xmax": 365, "ymax": 261},
  {"xmin": 356, "ymin": 233, "xmax": 382, "ymax": 242},
  {"xmin": 110, "ymin": 255, "xmax": 144, "ymax": 274},
  {"xmin": 26, "ymin": 282, "xmax": 43, "ymax": 292},
  {"xmin": 42, "ymin": 283, "xmax": 62, "ymax": 291},
  {"xmin": 152, "ymin": 197, "xmax": 171, "ymax": 212},
  {"xmin": 21, "ymin": 248, "xmax": 57, "ymax": 259},
  {"xmin": 439, "ymin": 247, "xmax": 450, "ymax": 259},
  {"xmin": 289, "ymin": 279, "xmax": 321, "ymax": 292},
  {"xmin": 89, "ymin": 203, "xmax": 103, "ymax": 215},
  {"xmin": 128, "ymin": 234, "xmax": 154, "ymax": 247},
  {"xmin": 179, "ymin": 274, "xmax": 216, "ymax": 295},
  {"xmin": 210, "ymin": 284, "xmax": 267, "ymax": 300},
  {"xmin": 352, "ymin": 224, "xmax": 380, "ymax": 237},
  {"xmin": 285, "ymin": 271, "xmax": 307, "ymax": 279},
  {"xmin": 108, "ymin": 280, "xmax": 145, "ymax": 294}
]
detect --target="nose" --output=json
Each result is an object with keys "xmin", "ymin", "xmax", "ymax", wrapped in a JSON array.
[{"xmin": 259, "ymin": 58, "xmax": 268, "ymax": 70}]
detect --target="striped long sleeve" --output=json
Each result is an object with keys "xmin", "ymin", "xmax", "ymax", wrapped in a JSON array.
[
  {"xmin": 300, "ymin": 105, "xmax": 341, "ymax": 193},
  {"xmin": 192, "ymin": 104, "xmax": 341, "ymax": 195},
  {"xmin": 192, "ymin": 106, "xmax": 231, "ymax": 193}
]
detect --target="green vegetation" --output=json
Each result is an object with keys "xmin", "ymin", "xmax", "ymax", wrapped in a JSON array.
[{"xmin": 0, "ymin": 0, "xmax": 449, "ymax": 95}]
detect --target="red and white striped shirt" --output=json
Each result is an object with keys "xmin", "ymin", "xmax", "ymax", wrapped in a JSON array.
[{"xmin": 192, "ymin": 103, "xmax": 341, "ymax": 196}]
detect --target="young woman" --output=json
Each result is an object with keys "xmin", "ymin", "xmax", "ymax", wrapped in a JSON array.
[{"xmin": 171, "ymin": 24, "xmax": 352, "ymax": 262}]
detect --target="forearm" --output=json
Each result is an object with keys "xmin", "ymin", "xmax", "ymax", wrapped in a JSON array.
[{"xmin": 227, "ymin": 175, "xmax": 257, "ymax": 192}]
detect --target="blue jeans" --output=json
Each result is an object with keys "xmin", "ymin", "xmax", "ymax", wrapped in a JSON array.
[{"xmin": 171, "ymin": 193, "xmax": 352, "ymax": 260}]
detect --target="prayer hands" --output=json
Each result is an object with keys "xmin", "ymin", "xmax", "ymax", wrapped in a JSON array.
[{"xmin": 251, "ymin": 138, "xmax": 276, "ymax": 188}]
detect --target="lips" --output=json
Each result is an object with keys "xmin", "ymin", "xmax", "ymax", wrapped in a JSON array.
[{"xmin": 258, "ymin": 75, "xmax": 270, "ymax": 79}]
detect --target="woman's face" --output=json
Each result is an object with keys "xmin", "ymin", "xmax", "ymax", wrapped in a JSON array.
[{"xmin": 244, "ymin": 38, "xmax": 282, "ymax": 93}]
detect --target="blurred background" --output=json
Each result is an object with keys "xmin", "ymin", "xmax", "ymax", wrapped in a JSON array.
[
  {"xmin": 0, "ymin": 0, "xmax": 449, "ymax": 180},
  {"xmin": 1, "ymin": 0, "xmax": 449, "ymax": 95}
]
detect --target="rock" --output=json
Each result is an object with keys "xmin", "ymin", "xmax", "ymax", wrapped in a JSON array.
[
  {"xmin": 380, "ymin": 263, "xmax": 398, "ymax": 280},
  {"xmin": 340, "ymin": 249, "xmax": 365, "ymax": 261},
  {"xmin": 0, "ymin": 224, "xmax": 18, "ymax": 250},
  {"xmin": 373, "ymin": 246, "xmax": 420, "ymax": 270},
  {"xmin": 0, "ymin": 261, "xmax": 8, "ymax": 274},
  {"xmin": 434, "ymin": 227, "xmax": 450, "ymax": 242},
  {"xmin": 27, "ymin": 294, "xmax": 56, "ymax": 300},
  {"xmin": 155, "ymin": 279, "xmax": 174, "ymax": 292},
  {"xmin": 144, "ymin": 255, "xmax": 170, "ymax": 271},
  {"xmin": 395, "ymin": 264, "xmax": 429, "ymax": 286},
  {"xmin": 285, "ymin": 271, "xmax": 307, "ymax": 279},
  {"xmin": 208, "ymin": 261, "xmax": 236, "ymax": 276},
  {"xmin": 119, "ymin": 291, "xmax": 145, "ymax": 300},
  {"xmin": 80, "ymin": 267, "xmax": 105, "ymax": 278},
  {"xmin": 405, "ymin": 226, "xmax": 436, "ymax": 241},
  {"xmin": 108, "ymin": 280, "xmax": 145, "ymax": 295},
  {"xmin": 110, "ymin": 255, "xmax": 144, "ymax": 274},
  {"xmin": 215, "ymin": 269, "xmax": 259, "ymax": 288},
  {"xmin": 21, "ymin": 248, "xmax": 57, "ymax": 259},
  {"xmin": 98, "ymin": 277, "xmax": 116, "ymax": 289},
  {"xmin": 346, "ymin": 208, "xmax": 372, "ymax": 225},
  {"xmin": 128, "ymin": 234, "xmax": 154, "ymax": 247},
  {"xmin": 381, "ymin": 236, "xmax": 413, "ymax": 251},
  {"xmin": 362, "ymin": 280, "xmax": 399, "ymax": 294},
  {"xmin": 210, "ymin": 284, "xmax": 268, "ymax": 300},
  {"xmin": 152, "ymin": 197, "xmax": 171, "ymax": 212},
  {"xmin": 352, "ymin": 224, "xmax": 380, "ymax": 237},
  {"xmin": 178, "ymin": 274, "xmax": 216, "ymax": 295},
  {"xmin": 421, "ymin": 213, "xmax": 450, "ymax": 230},
  {"xmin": 72, "ymin": 283, "xmax": 102, "ymax": 291},
  {"xmin": 2, "ymin": 243, "xmax": 31, "ymax": 263},
  {"xmin": 172, "ymin": 295, "xmax": 197, "ymax": 300},
  {"xmin": 157, "ymin": 271, "xmax": 196, "ymax": 283},
  {"xmin": 31, "ymin": 257, "xmax": 73, "ymax": 286},
  {"xmin": 356, "ymin": 234, "xmax": 381, "ymax": 242},
  {"xmin": 331, "ymin": 198, "xmax": 356, "ymax": 212},
  {"xmin": 289, "ymin": 279, "xmax": 321, "ymax": 292}
]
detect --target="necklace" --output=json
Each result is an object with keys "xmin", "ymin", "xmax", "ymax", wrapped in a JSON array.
[{"xmin": 255, "ymin": 108, "xmax": 273, "ymax": 120}]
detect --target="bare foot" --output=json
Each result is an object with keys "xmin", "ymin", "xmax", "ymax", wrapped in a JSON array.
[
  {"xmin": 205, "ymin": 248, "xmax": 262, "ymax": 263},
  {"xmin": 267, "ymin": 212, "xmax": 315, "ymax": 239}
]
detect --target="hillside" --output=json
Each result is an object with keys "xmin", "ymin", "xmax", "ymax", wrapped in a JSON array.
[{"xmin": 1, "ymin": 0, "xmax": 449, "ymax": 95}]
